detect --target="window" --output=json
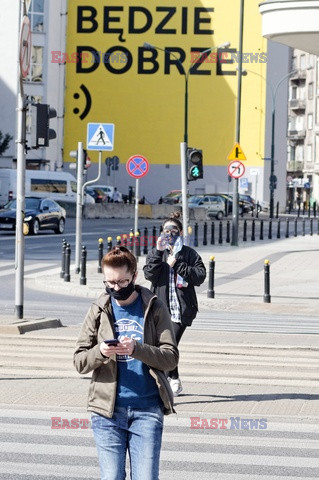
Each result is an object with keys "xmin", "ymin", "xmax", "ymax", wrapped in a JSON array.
[
  {"xmin": 308, "ymin": 114, "xmax": 313, "ymax": 130},
  {"xmin": 307, "ymin": 144, "xmax": 312, "ymax": 163},
  {"xmin": 316, "ymin": 98, "xmax": 319, "ymax": 124},
  {"xmin": 290, "ymin": 85, "xmax": 297, "ymax": 100},
  {"xmin": 300, "ymin": 54, "xmax": 306, "ymax": 70},
  {"xmin": 295, "ymin": 115, "xmax": 304, "ymax": 131},
  {"xmin": 28, "ymin": 0, "xmax": 44, "ymax": 32},
  {"xmin": 71, "ymin": 181, "xmax": 77, "ymax": 193},
  {"xmin": 308, "ymin": 82, "xmax": 314, "ymax": 100},
  {"xmin": 31, "ymin": 179, "xmax": 67, "ymax": 194},
  {"xmin": 28, "ymin": 46, "xmax": 43, "ymax": 82},
  {"xmin": 296, "ymin": 145, "xmax": 304, "ymax": 161},
  {"xmin": 290, "ymin": 146, "xmax": 296, "ymax": 162},
  {"xmin": 316, "ymin": 136, "xmax": 319, "ymax": 164}
]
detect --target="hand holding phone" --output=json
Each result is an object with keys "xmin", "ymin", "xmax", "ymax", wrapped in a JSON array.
[{"xmin": 104, "ymin": 339, "xmax": 119, "ymax": 346}]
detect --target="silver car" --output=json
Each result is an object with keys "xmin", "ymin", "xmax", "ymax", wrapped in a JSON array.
[{"xmin": 188, "ymin": 195, "xmax": 225, "ymax": 220}]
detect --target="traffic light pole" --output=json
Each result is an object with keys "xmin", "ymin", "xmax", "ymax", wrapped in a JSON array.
[
  {"xmin": 15, "ymin": 79, "xmax": 26, "ymax": 319},
  {"xmin": 75, "ymin": 142, "xmax": 84, "ymax": 274},
  {"xmin": 180, "ymin": 142, "xmax": 189, "ymax": 245},
  {"xmin": 231, "ymin": 0, "xmax": 245, "ymax": 247}
]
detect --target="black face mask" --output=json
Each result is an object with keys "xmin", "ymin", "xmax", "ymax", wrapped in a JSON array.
[{"xmin": 105, "ymin": 280, "xmax": 135, "ymax": 301}]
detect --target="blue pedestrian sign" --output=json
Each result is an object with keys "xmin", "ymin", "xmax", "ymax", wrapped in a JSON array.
[{"xmin": 87, "ymin": 123, "xmax": 114, "ymax": 151}]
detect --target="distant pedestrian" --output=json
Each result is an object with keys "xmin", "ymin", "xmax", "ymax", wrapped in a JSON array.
[
  {"xmin": 143, "ymin": 211, "xmax": 206, "ymax": 397},
  {"xmin": 112, "ymin": 187, "xmax": 121, "ymax": 203},
  {"xmin": 74, "ymin": 246, "xmax": 178, "ymax": 480},
  {"xmin": 158, "ymin": 196, "xmax": 163, "ymax": 204}
]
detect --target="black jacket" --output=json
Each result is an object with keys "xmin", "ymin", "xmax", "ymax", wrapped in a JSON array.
[{"xmin": 143, "ymin": 246, "xmax": 206, "ymax": 327}]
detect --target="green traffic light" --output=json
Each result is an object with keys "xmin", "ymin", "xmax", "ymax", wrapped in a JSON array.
[{"xmin": 190, "ymin": 166, "xmax": 200, "ymax": 178}]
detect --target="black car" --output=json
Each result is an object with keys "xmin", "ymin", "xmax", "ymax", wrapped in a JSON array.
[
  {"xmin": 0, "ymin": 197, "xmax": 66, "ymax": 234},
  {"xmin": 85, "ymin": 186, "xmax": 107, "ymax": 203}
]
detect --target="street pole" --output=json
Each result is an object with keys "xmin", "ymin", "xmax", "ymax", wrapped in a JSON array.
[
  {"xmin": 180, "ymin": 142, "xmax": 188, "ymax": 244},
  {"xmin": 134, "ymin": 178, "xmax": 139, "ymax": 254},
  {"xmin": 15, "ymin": 78, "xmax": 26, "ymax": 319},
  {"xmin": 75, "ymin": 142, "xmax": 84, "ymax": 274},
  {"xmin": 269, "ymin": 107, "xmax": 276, "ymax": 218},
  {"xmin": 232, "ymin": 0, "xmax": 245, "ymax": 246}
]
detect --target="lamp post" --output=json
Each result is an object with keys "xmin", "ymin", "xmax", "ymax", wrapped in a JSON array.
[
  {"xmin": 242, "ymin": 67, "xmax": 298, "ymax": 218},
  {"xmin": 144, "ymin": 41, "xmax": 230, "ymax": 244}
]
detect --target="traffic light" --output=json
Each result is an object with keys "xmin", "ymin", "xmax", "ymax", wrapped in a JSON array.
[
  {"xmin": 105, "ymin": 156, "xmax": 120, "ymax": 176},
  {"xmin": 31, "ymin": 103, "xmax": 57, "ymax": 149},
  {"xmin": 186, "ymin": 148, "xmax": 203, "ymax": 181}
]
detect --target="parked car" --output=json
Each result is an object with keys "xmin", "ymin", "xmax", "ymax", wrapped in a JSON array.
[
  {"xmin": 162, "ymin": 190, "xmax": 182, "ymax": 204},
  {"xmin": 189, "ymin": 195, "xmax": 225, "ymax": 220},
  {"xmin": 85, "ymin": 186, "xmax": 107, "ymax": 203},
  {"xmin": 91, "ymin": 185, "xmax": 123, "ymax": 202},
  {"xmin": 0, "ymin": 197, "xmax": 66, "ymax": 234}
]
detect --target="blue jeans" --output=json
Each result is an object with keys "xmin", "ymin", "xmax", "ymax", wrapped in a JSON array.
[{"xmin": 91, "ymin": 405, "xmax": 164, "ymax": 480}]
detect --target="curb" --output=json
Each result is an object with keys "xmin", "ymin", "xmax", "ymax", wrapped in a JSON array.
[{"xmin": 0, "ymin": 317, "xmax": 63, "ymax": 335}]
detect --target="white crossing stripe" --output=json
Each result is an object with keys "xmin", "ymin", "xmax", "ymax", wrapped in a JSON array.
[{"xmin": 0, "ymin": 262, "xmax": 56, "ymax": 277}]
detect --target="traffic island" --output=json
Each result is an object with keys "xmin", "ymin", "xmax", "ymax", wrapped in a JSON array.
[{"xmin": 0, "ymin": 316, "xmax": 63, "ymax": 335}]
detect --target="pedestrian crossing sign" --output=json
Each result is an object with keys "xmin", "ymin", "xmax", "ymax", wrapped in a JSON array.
[{"xmin": 87, "ymin": 123, "xmax": 115, "ymax": 151}]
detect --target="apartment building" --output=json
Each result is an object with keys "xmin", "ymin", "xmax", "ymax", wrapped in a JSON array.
[{"xmin": 287, "ymin": 50, "xmax": 319, "ymax": 209}]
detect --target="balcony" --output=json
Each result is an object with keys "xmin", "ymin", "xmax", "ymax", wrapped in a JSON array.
[
  {"xmin": 259, "ymin": 0, "xmax": 319, "ymax": 55},
  {"xmin": 287, "ymin": 129, "xmax": 306, "ymax": 139},
  {"xmin": 287, "ymin": 160, "xmax": 304, "ymax": 172},
  {"xmin": 289, "ymin": 99, "xmax": 306, "ymax": 110}
]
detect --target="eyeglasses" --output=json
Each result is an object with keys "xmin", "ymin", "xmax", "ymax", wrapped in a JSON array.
[
  {"xmin": 163, "ymin": 228, "xmax": 179, "ymax": 235},
  {"xmin": 103, "ymin": 273, "xmax": 134, "ymax": 289}
]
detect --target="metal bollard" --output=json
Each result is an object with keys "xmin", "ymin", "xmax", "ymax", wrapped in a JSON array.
[
  {"xmin": 314, "ymin": 202, "xmax": 317, "ymax": 218},
  {"xmin": 260, "ymin": 220, "xmax": 264, "ymax": 240},
  {"xmin": 80, "ymin": 245, "xmax": 87, "ymax": 285},
  {"xmin": 210, "ymin": 221, "xmax": 215, "ymax": 245},
  {"xmin": 268, "ymin": 220, "xmax": 272, "ymax": 240},
  {"xmin": 97, "ymin": 238, "xmax": 103, "ymax": 273},
  {"xmin": 107, "ymin": 236, "xmax": 113, "ymax": 252},
  {"xmin": 143, "ymin": 227, "xmax": 148, "ymax": 255},
  {"xmin": 203, "ymin": 222, "xmax": 207, "ymax": 246},
  {"xmin": 152, "ymin": 226, "xmax": 157, "ymax": 248},
  {"xmin": 263, "ymin": 259, "xmax": 271, "ymax": 303},
  {"xmin": 116, "ymin": 235, "xmax": 121, "ymax": 246},
  {"xmin": 218, "ymin": 221, "xmax": 223, "ymax": 244},
  {"xmin": 276, "ymin": 202, "xmax": 279, "ymax": 219},
  {"xmin": 207, "ymin": 256, "xmax": 215, "ymax": 299},
  {"xmin": 294, "ymin": 218, "xmax": 298, "ymax": 237},
  {"xmin": 310, "ymin": 218, "xmax": 313, "ymax": 236},
  {"xmin": 123, "ymin": 234, "xmax": 128, "ymax": 248},
  {"xmin": 129, "ymin": 231, "xmax": 134, "ymax": 252},
  {"xmin": 277, "ymin": 219, "xmax": 281, "ymax": 239},
  {"xmin": 285, "ymin": 219, "xmax": 289, "ymax": 238},
  {"xmin": 256, "ymin": 202, "xmax": 260, "ymax": 218},
  {"xmin": 194, "ymin": 223, "xmax": 198, "ymax": 247},
  {"xmin": 60, "ymin": 238, "xmax": 67, "ymax": 279},
  {"xmin": 308, "ymin": 203, "xmax": 311, "ymax": 218},
  {"xmin": 135, "ymin": 231, "xmax": 140, "ymax": 258},
  {"xmin": 64, "ymin": 243, "xmax": 71, "ymax": 282},
  {"xmin": 243, "ymin": 219, "xmax": 247, "ymax": 242},
  {"xmin": 226, "ymin": 220, "xmax": 230, "ymax": 243},
  {"xmin": 302, "ymin": 219, "xmax": 305, "ymax": 236},
  {"xmin": 251, "ymin": 219, "xmax": 255, "ymax": 241}
]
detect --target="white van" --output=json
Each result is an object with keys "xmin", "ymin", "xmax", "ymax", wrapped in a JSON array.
[{"xmin": 0, "ymin": 169, "xmax": 94, "ymax": 207}]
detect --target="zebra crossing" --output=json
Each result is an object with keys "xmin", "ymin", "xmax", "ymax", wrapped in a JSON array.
[
  {"xmin": 0, "ymin": 332, "xmax": 318, "ymax": 478},
  {"xmin": 0, "ymin": 407, "xmax": 318, "ymax": 479}
]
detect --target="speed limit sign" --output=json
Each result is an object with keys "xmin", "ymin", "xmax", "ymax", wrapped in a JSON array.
[{"xmin": 228, "ymin": 160, "xmax": 245, "ymax": 179}]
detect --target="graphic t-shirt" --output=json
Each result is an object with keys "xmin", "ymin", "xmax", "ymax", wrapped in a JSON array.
[{"xmin": 111, "ymin": 294, "xmax": 162, "ymax": 408}]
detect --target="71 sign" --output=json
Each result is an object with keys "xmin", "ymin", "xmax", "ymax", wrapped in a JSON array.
[{"xmin": 228, "ymin": 160, "xmax": 245, "ymax": 179}]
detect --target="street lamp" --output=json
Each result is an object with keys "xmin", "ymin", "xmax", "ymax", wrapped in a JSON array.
[
  {"xmin": 143, "ymin": 41, "xmax": 230, "ymax": 243},
  {"xmin": 242, "ymin": 68, "xmax": 298, "ymax": 218}
]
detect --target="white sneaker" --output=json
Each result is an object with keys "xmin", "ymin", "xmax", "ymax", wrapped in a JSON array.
[{"xmin": 170, "ymin": 378, "xmax": 183, "ymax": 397}]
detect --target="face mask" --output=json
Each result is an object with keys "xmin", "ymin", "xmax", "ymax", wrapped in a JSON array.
[
  {"xmin": 164, "ymin": 231, "xmax": 180, "ymax": 246},
  {"xmin": 105, "ymin": 279, "xmax": 135, "ymax": 301}
]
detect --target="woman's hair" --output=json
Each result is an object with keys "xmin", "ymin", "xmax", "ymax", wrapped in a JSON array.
[
  {"xmin": 101, "ymin": 246, "xmax": 137, "ymax": 273},
  {"xmin": 162, "ymin": 211, "xmax": 183, "ymax": 231}
]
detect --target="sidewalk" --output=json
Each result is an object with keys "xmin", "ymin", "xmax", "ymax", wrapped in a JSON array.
[{"xmin": 23, "ymin": 234, "xmax": 319, "ymax": 317}]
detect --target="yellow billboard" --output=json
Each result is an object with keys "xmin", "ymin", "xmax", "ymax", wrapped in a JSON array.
[{"xmin": 63, "ymin": 0, "xmax": 267, "ymax": 167}]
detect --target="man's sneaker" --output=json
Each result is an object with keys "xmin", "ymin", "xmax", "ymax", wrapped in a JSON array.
[{"xmin": 170, "ymin": 378, "xmax": 183, "ymax": 397}]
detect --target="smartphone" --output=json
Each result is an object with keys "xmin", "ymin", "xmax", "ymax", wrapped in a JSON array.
[{"xmin": 104, "ymin": 339, "xmax": 119, "ymax": 346}]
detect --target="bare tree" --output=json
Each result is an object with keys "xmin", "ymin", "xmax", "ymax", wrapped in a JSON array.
[{"xmin": 0, "ymin": 131, "xmax": 13, "ymax": 156}]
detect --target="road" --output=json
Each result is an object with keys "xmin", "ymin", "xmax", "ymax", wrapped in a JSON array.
[{"xmin": 0, "ymin": 330, "xmax": 318, "ymax": 480}]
